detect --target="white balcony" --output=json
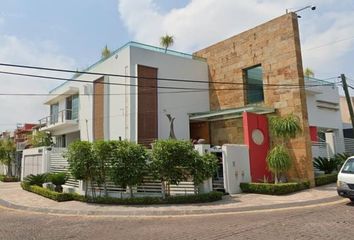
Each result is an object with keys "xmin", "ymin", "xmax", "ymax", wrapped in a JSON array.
[{"xmin": 39, "ymin": 109, "xmax": 79, "ymax": 134}]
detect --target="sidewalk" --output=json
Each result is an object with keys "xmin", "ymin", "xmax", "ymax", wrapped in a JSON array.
[{"xmin": 0, "ymin": 182, "xmax": 343, "ymax": 217}]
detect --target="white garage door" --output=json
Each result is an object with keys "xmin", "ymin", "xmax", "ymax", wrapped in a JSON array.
[{"xmin": 23, "ymin": 155, "xmax": 43, "ymax": 178}]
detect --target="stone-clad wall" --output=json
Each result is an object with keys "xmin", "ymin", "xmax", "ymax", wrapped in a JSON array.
[{"xmin": 195, "ymin": 13, "xmax": 314, "ymax": 184}]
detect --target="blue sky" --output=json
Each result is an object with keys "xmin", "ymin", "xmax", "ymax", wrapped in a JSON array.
[{"xmin": 0, "ymin": 0, "xmax": 354, "ymax": 131}]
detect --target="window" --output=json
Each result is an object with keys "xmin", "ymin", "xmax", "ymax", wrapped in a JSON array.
[
  {"xmin": 50, "ymin": 103, "xmax": 59, "ymax": 124},
  {"xmin": 341, "ymin": 159, "xmax": 354, "ymax": 174},
  {"xmin": 66, "ymin": 94, "xmax": 79, "ymax": 120},
  {"xmin": 245, "ymin": 65, "xmax": 264, "ymax": 104}
]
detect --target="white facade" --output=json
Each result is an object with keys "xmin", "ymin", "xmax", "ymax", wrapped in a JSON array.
[
  {"xmin": 39, "ymin": 42, "xmax": 209, "ymax": 144},
  {"xmin": 305, "ymin": 77, "xmax": 345, "ymax": 156}
]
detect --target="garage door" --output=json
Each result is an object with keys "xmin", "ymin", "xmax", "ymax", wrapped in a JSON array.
[{"xmin": 23, "ymin": 154, "xmax": 43, "ymax": 178}]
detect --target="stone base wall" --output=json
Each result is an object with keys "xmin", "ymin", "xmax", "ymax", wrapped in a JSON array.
[{"xmin": 195, "ymin": 13, "xmax": 314, "ymax": 185}]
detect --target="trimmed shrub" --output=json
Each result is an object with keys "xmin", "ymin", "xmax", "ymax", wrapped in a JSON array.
[
  {"xmin": 21, "ymin": 181, "xmax": 223, "ymax": 205},
  {"xmin": 314, "ymin": 173, "xmax": 337, "ymax": 186},
  {"xmin": 0, "ymin": 175, "xmax": 19, "ymax": 182},
  {"xmin": 21, "ymin": 182, "xmax": 75, "ymax": 202},
  {"xmin": 240, "ymin": 182, "xmax": 310, "ymax": 195},
  {"xmin": 85, "ymin": 191, "xmax": 223, "ymax": 205}
]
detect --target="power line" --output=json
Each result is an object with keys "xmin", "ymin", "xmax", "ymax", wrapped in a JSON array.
[
  {"xmin": 304, "ymin": 35, "xmax": 354, "ymax": 52},
  {"xmin": 0, "ymin": 69, "xmax": 338, "ymax": 97},
  {"xmin": 0, "ymin": 62, "xmax": 338, "ymax": 88}
]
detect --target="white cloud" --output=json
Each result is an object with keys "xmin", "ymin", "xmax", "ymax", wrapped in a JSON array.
[
  {"xmin": 0, "ymin": 34, "xmax": 76, "ymax": 131},
  {"xmin": 118, "ymin": 0, "xmax": 354, "ymax": 79}
]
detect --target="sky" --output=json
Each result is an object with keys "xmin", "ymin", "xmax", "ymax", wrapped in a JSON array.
[{"xmin": 0, "ymin": 0, "xmax": 354, "ymax": 131}]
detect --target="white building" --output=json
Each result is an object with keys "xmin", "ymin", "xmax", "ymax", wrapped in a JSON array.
[
  {"xmin": 305, "ymin": 77, "xmax": 345, "ymax": 158},
  {"xmin": 38, "ymin": 41, "xmax": 209, "ymax": 147}
]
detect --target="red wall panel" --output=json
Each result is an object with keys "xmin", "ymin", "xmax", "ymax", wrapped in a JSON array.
[{"xmin": 243, "ymin": 112, "xmax": 272, "ymax": 182}]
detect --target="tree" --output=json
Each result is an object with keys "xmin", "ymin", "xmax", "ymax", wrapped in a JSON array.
[
  {"xmin": 29, "ymin": 131, "xmax": 53, "ymax": 147},
  {"xmin": 160, "ymin": 34, "xmax": 174, "ymax": 53},
  {"xmin": 304, "ymin": 67, "xmax": 314, "ymax": 78},
  {"xmin": 65, "ymin": 141, "xmax": 95, "ymax": 197},
  {"xmin": 101, "ymin": 45, "xmax": 111, "ymax": 59},
  {"xmin": 109, "ymin": 140, "xmax": 148, "ymax": 198},
  {"xmin": 92, "ymin": 140, "xmax": 113, "ymax": 196},
  {"xmin": 150, "ymin": 139, "xmax": 217, "ymax": 198},
  {"xmin": 0, "ymin": 139, "xmax": 16, "ymax": 177},
  {"xmin": 267, "ymin": 115, "xmax": 301, "ymax": 183},
  {"xmin": 188, "ymin": 153, "xmax": 218, "ymax": 193}
]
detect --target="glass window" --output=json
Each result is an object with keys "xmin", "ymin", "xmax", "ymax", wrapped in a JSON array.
[
  {"xmin": 341, "ymin": 159, "xmax": 354, "ymax": 174},
  {"xmin": 245, "ymin": 65, "xmax": 264, "ymax": 104},
  {"xmin": 50, "ymin": 103, "xmax": 59, "ymax": 124},
  {"xmin": 66, "ymin": 94, "xmax": 79, "ymax": 120}
]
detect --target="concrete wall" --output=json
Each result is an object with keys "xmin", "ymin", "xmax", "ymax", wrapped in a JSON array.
[
  {"xmin": 129, "ymin": 46, "xmax": 209, "ymax": 141},
  {"xmin": 46, "ymin": 44, "xmax": 209, "ymax": 142},
  {"xmin": 195, "ymin": 13, "xmax": 315, "ymax": 184}
]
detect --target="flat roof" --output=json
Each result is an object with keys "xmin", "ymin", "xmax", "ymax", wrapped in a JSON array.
[{"xmin": 49, "ymin": 41, "xmax": 206, "ymax": 93}]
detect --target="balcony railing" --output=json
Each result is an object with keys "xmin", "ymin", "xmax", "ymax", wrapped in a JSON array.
[{"xmin": 39, "ymin": 109, "xmax": 78, "ymax": 128}]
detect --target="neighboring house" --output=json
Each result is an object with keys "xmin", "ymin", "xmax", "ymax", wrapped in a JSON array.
[
  {"xmin": 339, "ymin": 96, "xmax": 354, "ymax": 154},
  {"xmin": 305, "ymin": 78, "xmax": 345, "ymax": 158},
  {"xmin": 22, "ymin": 12, "xmax": 347, "ymax": 193},
  {"xmin": 1, "ymin": 124, "xmax": 36, "ymax": 177}
]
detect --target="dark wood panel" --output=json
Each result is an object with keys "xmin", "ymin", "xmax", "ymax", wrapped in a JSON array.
[
  {"xmin": 93, "ymin": 78, "xmax": 104, "ymax": 140},
  {"xmin": 138, "ymin": 65, "xmax": 158, "ymax": 146}
]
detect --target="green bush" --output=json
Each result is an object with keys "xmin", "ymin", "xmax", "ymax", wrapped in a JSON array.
[
  {"xmin": 0, "ymin": 175, "xmax": 19, "ymax": 182},
  {"xmin": 314, "ymin": 173, "xmax": 337, "ymax": 186},
  {"xmin": 48, "ymin": 172, "xmax": 68, "ymax": 186},
  {"xmin": 313, "ymin": 157, "xmax": 338, "ymax": 174},
  {"xmin": 21, "ymin": 182, "xmax": 75, "ymax": 202},
  {"xmin": 21, "ymin": 181, "xmax": 223, "ymax": 205},
  {"xmin": 85, "ymin": 191, "xmax": 223, "ymax": 205},
  {"xmin": 23, "ymin": 173, "xmax": 49, "ymax": 187},
  {"xmin": 240, "ymin": 182, "xmax": 310, "ymax": 195}
]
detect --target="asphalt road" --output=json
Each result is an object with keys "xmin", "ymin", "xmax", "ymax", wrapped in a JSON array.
[{"xmin": 0, "ymin": 200, "xmax": 353, "ymax": 240}]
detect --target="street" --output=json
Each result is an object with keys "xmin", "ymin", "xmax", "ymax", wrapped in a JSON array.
[{"xmin": 0, "ymin": 200, "xmax": 353, "ymax": 240}]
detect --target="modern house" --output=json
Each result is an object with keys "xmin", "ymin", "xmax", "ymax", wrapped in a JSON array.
[
  {"xmin": 21, "ymin": 12, "xmax": 347, "ymax": 194},
  {"xmin": 339, "ymin": 96, "xmax": 354, "ymax": 154}
]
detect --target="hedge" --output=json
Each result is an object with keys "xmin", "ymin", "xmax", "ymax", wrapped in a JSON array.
[
  {"xmin": 21, "ymin": 182, "xmax": 223, "ymax": 204},
  {"xmin": 0, "ymin": 175, "xmax": 19, "ymax": 182},
  {"xmin": 240, "ymin": 181, "xmax": 310, "ymax": 195},
  {"xmin": 314, "ymin": 173, "xmax": 337, "ymax": 186},
  {"xmin": 21, "ymin": 182, "xmax": 76, "ymax": 202}
]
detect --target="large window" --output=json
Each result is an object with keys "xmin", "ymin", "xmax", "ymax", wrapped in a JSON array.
[
  {"xmin": 50, "ymin": 103, "xmax": 59, "ymax": 124},
  {"xmin": 245, "ymin": 65, "xmax": 264, "ymax": 104},
  {"xmin": 66, "ymin": 94, "xmax": 79, "ymax": 120}
]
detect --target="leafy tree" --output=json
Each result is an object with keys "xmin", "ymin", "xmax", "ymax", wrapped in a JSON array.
[
  {"xmin": 304, "ymin": 67, "xmax": 314, "ymax": 78},
  {"xmin": 30, "ymin": 131, "xmax": 54, "ymax": 147},
  {"xmin": 160, "ymin": 34, "xmax": 174, "ymax": 53},
  {"xmin": 188, "ymin": 153, "xmax": 218, "ymax": 193},
  {"xmin": 92, "ymin": 140, "xmax": 113, "ymax": 196},
  {"xmin": 267, "ymin": 115, "xmax": 301, "ymax": 183},
  {"xmin": 0, "ymin": 139, "xmax": 16, "ymax": 177},
  {"xmin": 101, "ymin": 45, "xmax": 111, "ymax": 59},
  {"xmin": 65, "ymin": 141, "xmax": 95, "ymax": 197},
  {"xmin": 151, "ymin": 139, "xmax": 217, "ymax": 198},
  {"xmin": 109, "ymin": 141, "xmax": 148, "ymax": 198}
]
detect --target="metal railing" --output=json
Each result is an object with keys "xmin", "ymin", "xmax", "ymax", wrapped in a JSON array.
[{"xmin": 39, "ymin": 109, "xmax": 78, "ymax": 127}]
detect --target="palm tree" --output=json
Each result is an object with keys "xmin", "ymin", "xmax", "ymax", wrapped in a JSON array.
[
  {"xmin": 101, "ymin": 45, "xmax": 111, "ymax": 59},
  {"xmin": 160, "ymin": 34, "xmax": 174, "ymax": 53},
  {"xmin": 304, "ymin": 67, "xmax": 314, "ymax": 78},
  {"xmin": 266, "ymin": 115, "xmax": 301, "ymax": 183}
]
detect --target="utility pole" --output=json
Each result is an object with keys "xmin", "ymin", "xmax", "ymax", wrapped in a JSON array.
[{"xmin": 341, "ymin": 74, "xmax": 354, "ymax": 131}]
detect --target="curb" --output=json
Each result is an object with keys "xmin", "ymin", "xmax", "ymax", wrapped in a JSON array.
[{"xmin": 0, "ymin": 195, "xmax": 345, "ymax": 217}]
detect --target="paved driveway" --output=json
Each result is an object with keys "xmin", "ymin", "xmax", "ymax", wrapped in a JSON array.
[{"xmin": 0, "ymin": 200, "xmax": 353, "ymax": 240}]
